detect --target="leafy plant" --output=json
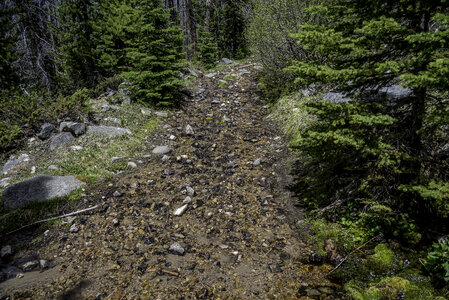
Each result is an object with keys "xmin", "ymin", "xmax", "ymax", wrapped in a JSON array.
[{"xmin": 425, "ymin": 238, "xmax": 449, "ymax": 286}]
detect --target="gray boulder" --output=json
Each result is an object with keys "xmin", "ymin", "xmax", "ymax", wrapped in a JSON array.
[
  {"xmin": 2, "ymin": 154, "xmax": 30, "ymax": 174},
  {"xmin": 87, "ymin": 126, "xmax": 131, "ymax": 136},
  {"xmin": 152, "ymin": 146, "xmax": 172, "ymax": 155},
  {"xmin": 155, "ymin": 111, "xmax": 168, "ymax": 118},
  {"xmin": 60, "ymin": 122, "xmax": 86, "ymax": 137},
  {"xmin": 379, "ymin": 85, "xmax": 413, "ymax": 101},
  {"xmin": 2, "ymin": 174, "xmax": 85, "ymax": 209},
  {"xmin": 50, "ymin": 133, "xmax": 75, "ymax": 150},
  {"xmin": 37, "ymin": 123, "xmax": 57, "ymax": 140}
]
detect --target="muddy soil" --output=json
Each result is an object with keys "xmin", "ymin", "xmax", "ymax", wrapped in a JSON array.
[{"xmin": 0, "ymin": 63, "xmax": 338, "ymax": 299}]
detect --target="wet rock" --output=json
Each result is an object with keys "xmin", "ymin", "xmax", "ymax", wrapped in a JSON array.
[
  {"xmin": 88, "ymin": 126, "xmax": 131, "ymax": 136},
  {"xmin": 253, "ymin": 159, "xmax": 261, "ymax": 166},
  {"xmin": 60, "ymin": 122, "xmax": 86, "ymax": 137},
  {"xmin": 168, "ymin": 242, "xmax": 185, "ymax": 256},
  {"xmin": 21, "ymin": 260, "xmax": 39, "ymax": 272},
  {"xmin": 69, "ymin": 224, "xmax": 79, "ymax": 233},
  {"xmin": 174, "ymin": 204, "xmax": 188, "ymax": 216},
  {"xmin": 155, "ymin": 111, "xmax": 168, "ymax": 118},
  {"xmin": 2, "ymin": 175, "xmax": 85, "ymax": 209},
  {"xmin": 2, "ymin": 154, "xmax": 30, "ymax": 174},
  {"xmin": 185, "ymin": 124, "xmax": 195, "ymax": 136},
  {"xmin": 1, "ymin": 245, "xmax": 13, "ymax": 258},
  {"xmin": 0, "ymin": 178, "xmax": 10, "ymax": 188},
  {"xmin": 37, "ymin": 123, "xmax": 57, "ymax": 140},
  {"xmin": 152, "ymin": 146, "xmax": 172, "ymax": 155},
  {"xmin": 50, "ymin": 133, "xmax": 75, "ymax": 150}
]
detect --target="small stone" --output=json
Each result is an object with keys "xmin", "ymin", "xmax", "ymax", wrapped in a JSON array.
[
  {"xmin": 113, "ymin": 191, "xmax": 122, "ymax": 197},
  {"xmin": 50, "ymin": 133, "xmax": 75, "ymax": 150},
  {"xmin": 226, "ymin": 161, "xmax": 238, "ymax": 168},
  {"xmin": 60, "ymin": 122, "xmax": 86, "ymax": 137},
  {"xmin": 48, "ymin": 165, "xmax": 58, "ymax": 170},
  {"xmin": 162, "ymin": 155, "xmax": 170, "ymax": 162},
  {"xmin": 306, "ymin": 289, "xmax": 321, "ymax": 297},
  {"xmin": 62, "ymin": 216, "xmax": 76, "ymax": 225},
  {"xmin": 253, "ymin": 159, "xmax": 261, "ymax": 167},
  {"xmin": 44, "ymin": 230, "xmax": 50, "ymax": 236},
  {"xmin": 186, "ymin": 186, "xmax": 195, "ymax": 196},
  {"xmin": 0, "ymin": 177, "xmax": 10, "ymax": 188},
  {"xmin": 221, "ymin": 58, "xmax": 233, "ymax": 64},
  {"xmin": 141, "ymin": 108, "xmax": 151, "ymax": 115},
  {"xmin": 319, "ymin": 287, "xmax": 334, "ymax": 295},
  {"xmin": 155, "ymin": 111, "xmax": 168, "ymax": 118},
  {"xmin": 21, "ymin": 260, "xmax": 39, "ymax": 272},
  {"xmin": 174, "ymin": 204, "xmax": 188, "ymax": 216},
  {"xmin": 2, "ymin": 154, "xmax": 31, "ymax": 174},
  {"xmin": 232, "ymin": 251, "xmax": 239, "ymax": 256},
  {"xmin": 163, "ymin": 124, "xmax": 172, "ymax": 129},
  {"xmin": 152, "ymin": 146, "xmax": 172, "ymax": 155},
  {"xmin": 39, "ymin": 260, "xmax": 49, "ymax": 269},
  {"xmin": 112, "ymin": 219, "xmax": 120, "ymax": 226},
  {"xmin": 37, "ymin": 123, "xmax": 57, "ymax": 140},
  {"xmin": 169, "ymin": 242, "xmax": 185, "ymax": 256},
  {"xmin": 185, "ymin": 124, "xmax": 195, "ymax": 136},
  {"xmin": 101, "ymin": 104, "xmax": 119, "ymax": 112},
  {"xmin": 71, "ymin": 145, "xmax": 83, "ymax": 151},
  {"xmin": 16, "ymin": 273, "xmax": 24, "ymax": 279},
  {"xmin": 223, "ymin": 115, "xmax": 231, "ymax": 122},
  {"xmin": 69, "ymin": 224, "xmax": 78, "ymax": 233},
  {"xmin": 169, "ymin": 135, "xmax": 176, "ymax": 140},
  {"xmin": 127, "ymin": 162, "xmax": 137, "ymax": 168},
  {"xmin": 1, "ymin": 245, "xmax": 13, "ymax": 258},
  {"xmin": 183, "ymin": 196, "xmax": 192, "ymax": 204}
]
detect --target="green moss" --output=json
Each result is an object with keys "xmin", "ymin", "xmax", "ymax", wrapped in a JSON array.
[
  {"xmin": 371, "ymin": 244, "xmax": 394, "ymax": 267},
  {"xmin": 346, "ymin": 276, "xmax": 445, "ymax": 300}
]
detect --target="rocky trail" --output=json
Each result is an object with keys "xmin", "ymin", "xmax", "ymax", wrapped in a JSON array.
[{"xmin": 0, "ymin": 62, "xmax": 338, "ymax": 299}]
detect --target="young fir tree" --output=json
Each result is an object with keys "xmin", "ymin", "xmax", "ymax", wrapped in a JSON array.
[
  {"xmin": 122, "ymin": 0, "xmax": 186, "ymax": 106},
  {"xmin": 196, "ymin": 26, "xmax": 218, "ymax": 69},
  {"xmin": 286, "ymin": 1, "xmax": 449, "ymax": 239},
  {"xmin": 55, "ymin": 0, "xmax": 98, "ymax": 90}
]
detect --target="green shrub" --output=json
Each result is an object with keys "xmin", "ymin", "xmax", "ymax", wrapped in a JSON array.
[
  {"xmin": 91, "ymin": 74, "xmax": 124, "ymax": 98},
  {"xmin": 425, "ymin": 239, "xmax": 449, "ymax": 286}
]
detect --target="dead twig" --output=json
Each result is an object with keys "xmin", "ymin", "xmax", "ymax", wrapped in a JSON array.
[
  {"xmin": 328, "ymin": 234, "xmax": 382, "ymax": 274},
  {"xmin": 1, "ymin": 205, "xmax": 99, "ymax": 238}
]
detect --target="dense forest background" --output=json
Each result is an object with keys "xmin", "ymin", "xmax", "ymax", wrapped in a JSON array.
[{"xmin": 1, "ymin": 0, "xmax": 448, "ymax": 298}]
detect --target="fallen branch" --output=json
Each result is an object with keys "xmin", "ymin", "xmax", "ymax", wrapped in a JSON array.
[
  {"xmin": 328, "ymin": 234, "xmax": 382, "ymax": 274},
  {"xmin": 1, "ymin": 205, "xmax": 99, "ymax": 237}
]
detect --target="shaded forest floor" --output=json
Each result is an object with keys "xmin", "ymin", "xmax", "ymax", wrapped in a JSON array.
[{"xmin": 0, "ymin": 62, "xmax": 338, "ymax": 299}]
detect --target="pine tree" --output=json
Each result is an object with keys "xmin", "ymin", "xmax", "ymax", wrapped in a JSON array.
[
  {"xmin": 0, "ymin": 3, "xmax": 19, "ymax": 92},
  {"xmin": 122, "ymin": 0, "xmax": 186, "ymax": 106},
  {"xmin": 287, "ymin": 0, "xmax": 449, "ymax": 239},
  {"xmin": 55, "ymin": 0, "xmax": 98, "ymax": 90},
  {"xmin": 196, "ymin": 26, "xmax": 218, "ymax": 69},
  {"xmin": 94, "ymin": 0, "xmax": 134, "ymax": 77}
]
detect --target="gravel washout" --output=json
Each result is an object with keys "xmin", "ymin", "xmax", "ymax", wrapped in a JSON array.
[{"xmin": 0, "ymin": 63, "xmax": 339, "ymax": 299}]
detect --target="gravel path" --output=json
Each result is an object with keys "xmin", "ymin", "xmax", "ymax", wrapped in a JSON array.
[{"xmin": 0, "ymin": 63, "xmax": 338, "ymax": 299}]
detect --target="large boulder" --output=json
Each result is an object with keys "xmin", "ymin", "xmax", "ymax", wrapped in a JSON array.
[
  {"xmin": 60, "ymin": 122, "xmax": 86, "ymax": 137},
  {"xmin": 2, "ymin": 154, "xmax": 30, "ymax": 174},
  {"xmin": 87, "ymin": 126, "xmax": 131, "ymax": 136},
  {"xmin": 50, "ymin": 133, "xmax": 75, "ymax": 150},
  {"xmin": 2, "ymin": 175, "xmax": 85, "ymax": 209},
  {"xmin": 37, "ymin": 123, "xmax": 57, "ymax": 140}
]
